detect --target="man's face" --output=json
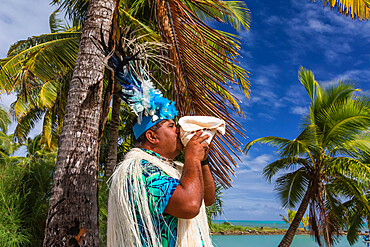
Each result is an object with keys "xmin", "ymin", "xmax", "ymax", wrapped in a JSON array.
[{"xmin": 153, "ymin": 119, "xmax": 183, "ymax": 159}]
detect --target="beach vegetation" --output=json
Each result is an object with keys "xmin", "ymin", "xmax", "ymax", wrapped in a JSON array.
[
  {"xmin": 244, "ymin": 67, "xmax": 370, "ymax": 247},
  {"xmin": 280, "ymin": 209, "xmax": 297, "ymax": 225},
  {"xmin": 209, "ymin": 221, "xmax": 292, "ymax": 234},
  {"xmin": 206, "ymin": 183, "xmax": 224, "ymax": 225},
  {"xmin": 301, "ymin": 215, "xmax": 310, "ymax": 232},
  {"xmin": 280, "ymin": 209, "xmax": 310, "ymax": 231},
  {"xmin": 0, "ymin": 112, "xmax": 57, "ymax": 247}
]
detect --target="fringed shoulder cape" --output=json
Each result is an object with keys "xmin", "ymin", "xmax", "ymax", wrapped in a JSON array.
[{"xmin": 107, "ymin": 148, "xmax": 213, "ymax": 247}]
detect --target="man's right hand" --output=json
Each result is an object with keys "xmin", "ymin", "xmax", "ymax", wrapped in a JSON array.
[{"xmin": 184, "ymin": 130, "xmax": 210, "ymax": 162}]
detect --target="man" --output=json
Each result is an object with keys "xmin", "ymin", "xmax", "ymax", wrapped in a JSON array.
[{"xmin": 107, "ymin": 117, "xmax": 216, "ymax": 247}]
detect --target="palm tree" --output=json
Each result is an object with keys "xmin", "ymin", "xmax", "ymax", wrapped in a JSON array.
[
  {"xmin": 280, "ymin": 209, "xmax": 310, "ymax": 231},
  {"xmin": 280, "ymin": 209, "xmax": 298, "ymax": 224},
  {"xmin": 244, "ymin": 67, "xmax": 370, "ymax": 247},
  {"xmin": 41, "ymin": 0, "xmax": 117, "ymax": 245},
  {"xmin": 301, "ymin": 214, "xmax": 310, "ymax": 231},
  {"xmin": 314, "ymin": 0, "xmax": 370, "ymax": 20},
  {"xmin": 0, "ymin": 11, "xmax": 80, "ymax": 148}
]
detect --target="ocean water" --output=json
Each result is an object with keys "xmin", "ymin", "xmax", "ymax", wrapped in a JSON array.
[
  {"xmin": 211, "ymin": 235, "xmax": 366, "ymax": 247},
  {"xmin": 212, "ymin": 221, "xmax": 369, "ymax": 247}
]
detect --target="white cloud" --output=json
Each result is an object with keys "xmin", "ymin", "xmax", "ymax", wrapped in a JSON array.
[
  {"xmin": 282, "ymin": 0, "xmax": 370, "ymax": 66},
  {"xmin": 307, "ymin": 19, "xmax": 332, "ymax": 33},
  {"xmin": 264, "ymin": 15, "xmax": 283, "ymax": 26},
  {"xmin": 237, "ymin": 153, "xmax": 272, "ymax": 173},
  {"xmin": 291, "ymin": 106, "xmax": 309, "ymax": 116},
  {"xmin": 337, "ymin": 69, "xmax": 370, "ymax": 84}
]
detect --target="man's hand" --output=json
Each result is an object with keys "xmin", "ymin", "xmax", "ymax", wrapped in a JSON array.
[
  {"xmin": 184, "ymin": 130, "xmax": 210, "ymax": 162},
  {"xmin": 164, "ymin": 131, "xmax": 210, "ymax": 219}
]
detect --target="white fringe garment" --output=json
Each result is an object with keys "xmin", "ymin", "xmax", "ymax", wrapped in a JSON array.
[{"xmin": 107, "ymin": 148, "xmax": 213, "ymax": 247}]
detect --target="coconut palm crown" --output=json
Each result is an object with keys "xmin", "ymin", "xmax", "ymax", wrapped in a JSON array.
[{"xmin": 244, "ymin": 67, "xmax": 370, "ymax": 247}]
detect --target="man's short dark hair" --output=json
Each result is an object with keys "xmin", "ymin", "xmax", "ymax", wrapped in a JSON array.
[{"xmin": 133, "ymin": 119, "xmax": 168, "ymax": 147}]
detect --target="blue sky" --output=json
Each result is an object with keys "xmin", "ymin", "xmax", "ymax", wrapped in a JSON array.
[{"xmin": 1, "ymin": 0, "xmax": 369, "ymax": 221}]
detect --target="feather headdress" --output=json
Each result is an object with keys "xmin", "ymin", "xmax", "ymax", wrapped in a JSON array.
[{"xmin": 105, "ymin": 39, "xmax": 178, "ymax": 139}]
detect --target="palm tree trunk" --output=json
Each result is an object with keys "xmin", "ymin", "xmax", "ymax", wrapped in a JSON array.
[
  {"xmin": 105, "ymin": 80, "xmax": 121, "ymax": 177},
  {"xmin": 43, "ymin": 0, "xmax": 116, "ymax": 246},
  {"xmin": 278, "ymin": 185, "xmax": 311, "ymax": 247}
]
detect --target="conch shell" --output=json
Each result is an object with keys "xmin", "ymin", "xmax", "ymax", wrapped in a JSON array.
[{"xmin": 178, "ymin": 116, "xmax": 226, "ymax": 147}]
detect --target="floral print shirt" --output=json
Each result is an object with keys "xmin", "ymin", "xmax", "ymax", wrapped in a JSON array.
[{"xmin": 137, "ymin": 149, "xmax": 180, "ymax": 247}]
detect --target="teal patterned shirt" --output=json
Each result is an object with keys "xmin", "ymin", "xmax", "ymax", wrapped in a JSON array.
[{"xmin": 137, "ymin": 149, "xmax": 180, "ymax": 247}]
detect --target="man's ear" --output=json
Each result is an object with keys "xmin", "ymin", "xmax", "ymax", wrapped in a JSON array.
[{"xmin": 145, "ymin": 130, "xmax": 158, "ymax": 144}]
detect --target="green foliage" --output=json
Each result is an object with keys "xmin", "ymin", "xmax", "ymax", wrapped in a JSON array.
[
  {"xmin": 0, "ymin": 163, "xmax": 31, "ymax": 247},
  {"xmin": 209, "ymin": 221, "xmax": 282, "ymax": 233},
  {"xmin": 206, "ymin": 183, "xmax": 224, "ymax": 225},
  {"xmin": 209, "ymin": 221, "xmax": 247, "ymax": 232},
  {"xmin": 0, "ymin": 106, "xmax": 11, "ymax": 133},
  {"xmin": 98, "ymin": 177, "xmax": 109, "ymax": 247},
  {"xmin": 0, "ymin": 135, "xmax": 56, "ymax": 247}
]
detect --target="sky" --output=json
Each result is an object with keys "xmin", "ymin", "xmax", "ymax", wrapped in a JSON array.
[{"xmin": 1, "ymin": 0, "xmax": 370, "ymax": 221}]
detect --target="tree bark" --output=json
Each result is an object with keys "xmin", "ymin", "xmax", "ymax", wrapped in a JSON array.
[
  {"xmin": 43, "ymin": 0, "xmax": 116, "ymax": 246},
  {"xmin": 278, "ymin": 185, "xmax": 312, "ymax": 247},
  {"xmin": 105, "ymin": 80, "xmax": 121, "ymax": 177}
]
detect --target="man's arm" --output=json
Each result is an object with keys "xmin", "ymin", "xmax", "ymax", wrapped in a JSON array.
[
  {"xmin": 163, "ymin": 131, "xmax": 209, "ymax": 219},
  {"xmin": 202, "ymin": 161, "xmax": 215, "ymax": 206}
]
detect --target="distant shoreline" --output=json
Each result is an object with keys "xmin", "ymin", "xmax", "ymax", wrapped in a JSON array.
[
  {"xmin": 210, "ymin": 222, "xmax": 367, "ymax": 236},
  {"xmin": 211, "ymin": 229, "xmax": 310, "ymax": 236}
]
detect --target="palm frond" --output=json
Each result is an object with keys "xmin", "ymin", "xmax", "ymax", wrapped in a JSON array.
[
  {"xmin": 346, "ymin": 210, "xmax": 365, "ymax": 245},
  {"xmin": 50, "ymin": 10, "xmax": 70, "ymax": 33},
  {"xmin": 321, "ymin": 0, "xmax": 370, "ymax": 20},
  {"xmin": 245, "ymin": 126, "xmax": 319, "ymax": 160},
  {"xmin": 11, "ymin": 106, "xmax": 45, "ymax": 143},
  {"xmin": 0, "ymin": 106, "xmax": 11, "ymax": 133},
  {"xmin": 117, "ymin": 0, "xmax": 160, "ymax": 42},
  {"xmin": 331, "ymin": 133, "xmax": 370, "ymax": 158},
  {"xmin": 184, "ymin": 0, "xmax": 250, "ymax": 31},
  {"xmin": 0, "ymin": 32, "xmax": 80, "ymax": 93},
  {"xmin": 244, "ymin": 136, "xmax": 293, "ymax": 154},
  {"xmin": 299, "ymin": 67, "xmax": 317, "ymax": 105},
  {"xmin": 319, "ymin": 99, "xmax": 370, "ymax": 148},
  {"xmin": 274, "ymin": 168, "xmax": 309, "ymax": 208},
  {"xmin": 262, "ymin": 157, "xmax": 310, "ymax": 182},
  {"xmin": 325, "ymin": 157, "xmax": 370, "ymax": 184},
  {"xmin": 330, "ymin": 173, "xmax": 370, "ymax": 213},
  {"xmin": 152, "ymin": 0, "xmax": 250, "ymax": 186},
  {"xmin": 0, "ymin": 132, "xmax": 15, "ymax": 155},
  {"xmin": 50, "ymin": 0, "xmax": 89, "ymax": 27}
]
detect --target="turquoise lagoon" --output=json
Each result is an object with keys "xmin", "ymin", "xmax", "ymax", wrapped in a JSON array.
[
  {"xmin": 211, "ymin": 235, "xmax": 366, "ymax": 247},
  {"xmin": 212, "ymin": 221, "xmax": 369, "ymax": 247}
]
